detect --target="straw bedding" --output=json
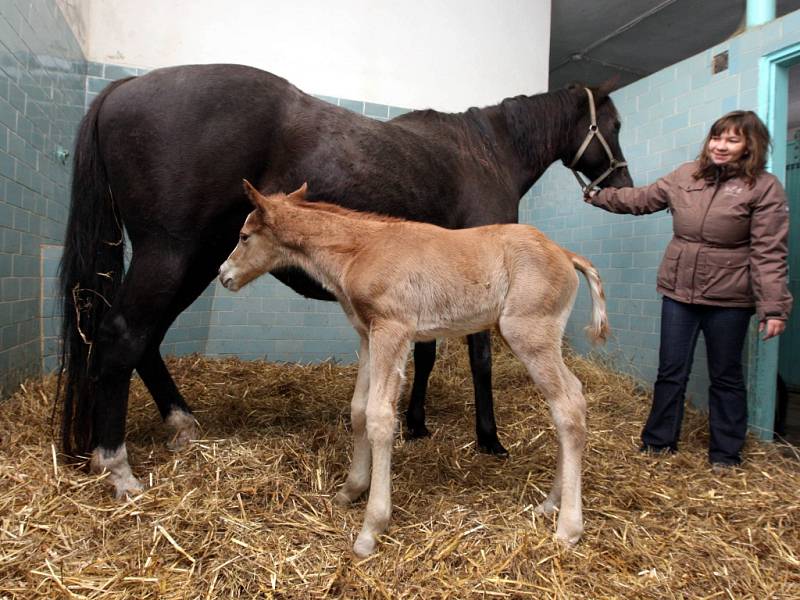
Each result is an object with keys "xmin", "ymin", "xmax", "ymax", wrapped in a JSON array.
[{"xmin": 0, "ymin": 339, "xmax": 798, "ymax": 598}]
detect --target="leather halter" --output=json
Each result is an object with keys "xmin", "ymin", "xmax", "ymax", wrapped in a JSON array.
[{"xmin": 568, "ymin": 88, "xmax": 627, "ymax": 193}]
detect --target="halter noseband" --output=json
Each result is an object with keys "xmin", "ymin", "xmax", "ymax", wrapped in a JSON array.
[{"xmin": 568, "ymin": 88, "xmax": 627, "ymax": 193}]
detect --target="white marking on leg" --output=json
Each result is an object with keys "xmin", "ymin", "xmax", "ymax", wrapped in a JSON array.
[
  {"xmin": 166, "ymin": 408, "xmax": 199, "ymax": 450},
  {"xmin": 90, "ymin": 444, "xmax": 144, "ymax": 499}
]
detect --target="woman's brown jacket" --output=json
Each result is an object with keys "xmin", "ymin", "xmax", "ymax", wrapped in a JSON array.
[{"xmin": 588, "ymin": 161, "xmax": 792, "ymax": 321}]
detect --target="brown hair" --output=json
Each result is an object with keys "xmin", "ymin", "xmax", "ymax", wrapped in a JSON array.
[{"xmin": 693, "ymin": 110, "xmax": 771, "ymax": 186}]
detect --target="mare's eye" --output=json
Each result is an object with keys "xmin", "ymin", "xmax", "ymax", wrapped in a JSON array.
[{"xmin": 240, "ymin": 233, "xmax": 249, "ymax": 243}]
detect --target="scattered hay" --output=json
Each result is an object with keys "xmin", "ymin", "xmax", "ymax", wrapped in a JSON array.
[{"xmin": 0, "ymin": 339, "xmax": 798, "ymax": 598}]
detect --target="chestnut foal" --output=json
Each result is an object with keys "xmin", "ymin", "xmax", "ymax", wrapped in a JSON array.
[{"xmin": 219, "ymin": 182, "xmax": 609, "ymax": 556}]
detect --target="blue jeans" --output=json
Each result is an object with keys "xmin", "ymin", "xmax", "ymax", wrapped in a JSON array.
[{"xmin": 642, "ymin": 297, "xmax": 754, "ymax": 464}]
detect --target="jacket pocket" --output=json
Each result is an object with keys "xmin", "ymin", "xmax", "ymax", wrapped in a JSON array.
[
  {"xmin": 656, "ymin": 244, "xmax": 683, "ymax": 290},
  {"xmin": 699, "ymin": 253, "xmax": 753, "ymax": 302}
]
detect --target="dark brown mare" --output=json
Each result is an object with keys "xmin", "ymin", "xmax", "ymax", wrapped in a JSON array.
[{"xmin": 57, "ymin": 64, "xmax": 631, "ymax": 493}]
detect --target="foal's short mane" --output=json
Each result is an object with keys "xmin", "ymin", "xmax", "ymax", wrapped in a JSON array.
[{"xmin": 287, "ymin": 196, "xmax": 408, "ymax": 224}]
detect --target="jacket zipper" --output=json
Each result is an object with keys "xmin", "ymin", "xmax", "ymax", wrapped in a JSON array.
[{"xmin": 689, "ymin": 176, "xmax": 720, "ymax": 303}]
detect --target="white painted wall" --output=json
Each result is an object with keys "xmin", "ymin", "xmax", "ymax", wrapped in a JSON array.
[{"xmin": 63, "ymin": 0, "xmax": 550, "ymax": 111}]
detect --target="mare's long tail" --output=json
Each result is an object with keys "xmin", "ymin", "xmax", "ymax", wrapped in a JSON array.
[
  {"xmin": 55, "ymin": 77, "xmax": 134, "ymax": 458},
  {"xmin": 565, "ymin": 251, "xmax": 609, "ymax": 344}
]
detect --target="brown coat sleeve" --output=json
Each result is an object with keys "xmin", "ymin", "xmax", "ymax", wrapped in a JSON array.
[
  {"xmin": 586, "ymin": 176, "xmax": 671, "ymax": 215},
  {"xmin": 749, "ymin": 176, "xmax": 793, "ymax": 321}
]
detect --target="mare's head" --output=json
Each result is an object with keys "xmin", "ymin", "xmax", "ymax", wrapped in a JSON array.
[
  {"xmin": 218, "ymin": 181, "xmax": 308, "ymax": 291},
  {"xmin": 565, "ymin": 79, "xmax": 633, "ymax": 190}
]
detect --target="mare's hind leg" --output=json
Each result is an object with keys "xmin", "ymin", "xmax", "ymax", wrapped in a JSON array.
[
  {"xmin": 499, "ymin": 317, "xmax": 586, "ymax": 545},
  {"xmin": 468, "ymin": 331, "xmax": 507, "ymax": 456},
  {"xmin": 90, "ymin": 250, "xmax": 188, "ymax": 498},
  {"xmin": 405, "ymin": 341, "xmax": 435, "ymax": 439},
  {"xmin": 135, "ymin": 244, "xmax": 234, "ymax": 448}
]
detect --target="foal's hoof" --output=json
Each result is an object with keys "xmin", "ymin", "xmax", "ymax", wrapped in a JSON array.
[
  {"xmin": 555, "ymin": 527, "xmax": 583, "ymax": 547},
  {"xmin": 477, "ymin": 436, "xmax": 509, "ymax": 457},
  {"xmin": 534, "ymin": 499, "xmax": 559, "ymax": 516},
  {"xmin": 333, "ymin": 491, "xmax": 353, "ymax": 506},
  {"xmin": 353, "ymin": 533, "xmax": 377, "ymax": 558}
]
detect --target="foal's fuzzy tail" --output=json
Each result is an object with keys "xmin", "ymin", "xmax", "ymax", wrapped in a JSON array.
[
  {"xmin": 54, "ymin": 77, "xmax": 135, "ymax": 460},
  {"xmin": 566, "ymin": 251, "xmax": 609, "ymax": 344}
]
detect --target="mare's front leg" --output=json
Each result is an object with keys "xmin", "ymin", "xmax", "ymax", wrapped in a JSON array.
[
  {"xmin": 334, "ymin": 337, "xmax": 372, "ymax": 505},
  {"xmin": 353, "ymin": 325, "xmax": 410, "ymax": 557},
  {"xmin": 137, "ymin": 345, "xmax": 198, "ymax": 450},
  {"xmin": 405, "ymin": 341, "xmax": 435, "ymax": 438},
  {"xmin": 468, "ymin": 331, "xmax": 508, "ymax": 456}
]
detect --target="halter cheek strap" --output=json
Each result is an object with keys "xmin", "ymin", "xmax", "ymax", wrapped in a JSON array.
[{"xmin": 568, "ymin": 88, "xmax": 628, "ymax": 193}]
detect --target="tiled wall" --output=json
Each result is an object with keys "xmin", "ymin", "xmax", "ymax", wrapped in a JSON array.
[
  {"xmin": 527, "ymin": 12, "xmax": 800, "ymax": 405},
  {"xmin": 0, "ymin": 0, "xmax": 85, "ymax": 394}
]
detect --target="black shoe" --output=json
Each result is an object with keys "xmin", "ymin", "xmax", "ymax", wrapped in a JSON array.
[
  {"xmin": 639, "ymin": 444, "xmax": 676, "ymax": 455},
  {"xmin": 711, "ymin": 461, "xmax": 740, "ymax": 475}
]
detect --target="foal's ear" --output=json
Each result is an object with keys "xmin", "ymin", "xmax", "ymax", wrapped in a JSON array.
[
  {"xmin": 287, "ymin": 182, "xmax": 308, "ymax": 201},
  {"xmin": 242, "ymin": 179, "xmax": 266, "ymax": 209}
]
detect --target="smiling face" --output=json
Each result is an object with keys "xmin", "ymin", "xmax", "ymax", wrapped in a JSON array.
[{"xmin": 707, "ymin": 128, "xmax": 747, "ymax": 166}]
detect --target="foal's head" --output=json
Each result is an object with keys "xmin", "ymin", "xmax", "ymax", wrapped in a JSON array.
[{"xmin": 218, "ymin": 181, "xmax": 307, "ymax": 291}]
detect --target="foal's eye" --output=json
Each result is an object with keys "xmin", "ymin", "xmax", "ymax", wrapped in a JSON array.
[{"xmin": 239, "ymin": 233, "xmax": 249, "ymax": 243}]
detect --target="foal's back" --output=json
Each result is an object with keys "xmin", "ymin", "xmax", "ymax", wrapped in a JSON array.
[{"xmin": 343, "ymin": 220, "xmax": 578, "ymax": 339}]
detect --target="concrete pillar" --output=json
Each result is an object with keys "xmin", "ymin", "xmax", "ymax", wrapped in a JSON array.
[{"xmin": 746, "ymin": 0, "xmax": 776, "ymax": 27}]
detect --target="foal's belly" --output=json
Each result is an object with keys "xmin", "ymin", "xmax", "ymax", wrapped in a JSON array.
[{"xmin": 412, "ymin": 308, "xmax": 500, "ymax": 342}]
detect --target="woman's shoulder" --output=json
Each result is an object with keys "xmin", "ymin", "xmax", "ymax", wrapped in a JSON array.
[{"xmin": 663, "ymin": 161, "xmax": 702, "ymax": 185}]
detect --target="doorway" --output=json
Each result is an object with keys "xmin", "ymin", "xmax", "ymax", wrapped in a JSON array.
[
  {"xmin": 775, "ymin": 63, "xmax": 800, "ymax": 445},
  {"xmin": 751, "ymin": 42, "xmax": 800, "ymax": 441}
]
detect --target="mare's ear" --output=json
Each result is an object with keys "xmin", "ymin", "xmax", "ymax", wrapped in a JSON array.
[
  {"xmin": 242, "ymin": 179, "xmax": 269, "ymax": 211},
  {"xmin": 597, "ymin": 74, "xmax": 621, "ymax": 99},
  {"xmin": 287, "ymin": 182, "xmax": 308, "ymax": 201}
]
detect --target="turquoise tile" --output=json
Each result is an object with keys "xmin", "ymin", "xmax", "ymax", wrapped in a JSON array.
[
  {"xmin": 339, "ymin": 98, "xmax": 364, "ymax": 114},
  {"xmin": 364, "ymin": 102, "xmax": 389, "ymax": 118}
]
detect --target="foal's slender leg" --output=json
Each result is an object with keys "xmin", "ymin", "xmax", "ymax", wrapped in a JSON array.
[
  {"xmin": 90, "ymin": 251, "xmax": 188, "ymax": 498},
  {"xmin": 405, "ymin": 341, "xmax": 435, "ymax": 438},
  {"xmin": 354, "ymin": 326, "xmax": 410, "ymax": 557},
  {"xmin": 499, "ymin": 318, "xmax": 585, "ymax": 545},
  {"xmin": 468, "ymin": 331, "xmax": 508, "ymax": 456},
  {"xmin": 334, "ymin": 337, "xmax": 372, "ymax": 505}
]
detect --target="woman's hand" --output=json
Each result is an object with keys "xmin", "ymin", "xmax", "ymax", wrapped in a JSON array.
[
  {"xmin": 583, "ymin": 188, "xmax": 599, "ymax": 201},
  {"xmin": 759, "ymin": 318, "xmax": 786, "ymax": 340}
]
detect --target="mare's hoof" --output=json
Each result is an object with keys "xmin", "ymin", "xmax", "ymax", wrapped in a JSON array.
[
  {"xmin": 406, "ymin": 423, "xmax": 431, "ymax": 440},
  {"xmin": 477, "ymin": 437, "xmax": 509, "ymax": 457},
  {"xmin": 111, "ymin": 475, "xmax": 144, "ymax": 500},
  {"xmin": 166, "ymin": 410, "xmax": 199, "ymax": 451}
]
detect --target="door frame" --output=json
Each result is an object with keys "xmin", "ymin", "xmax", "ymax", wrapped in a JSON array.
[{"xmin": 750, "ymin": 42, "xmax": 800, "ymax": 440}]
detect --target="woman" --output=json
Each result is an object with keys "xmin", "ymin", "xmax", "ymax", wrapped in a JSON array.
[{"xmin": 585, "ymin": 110, "xmax": 792, "ymax": 467}]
